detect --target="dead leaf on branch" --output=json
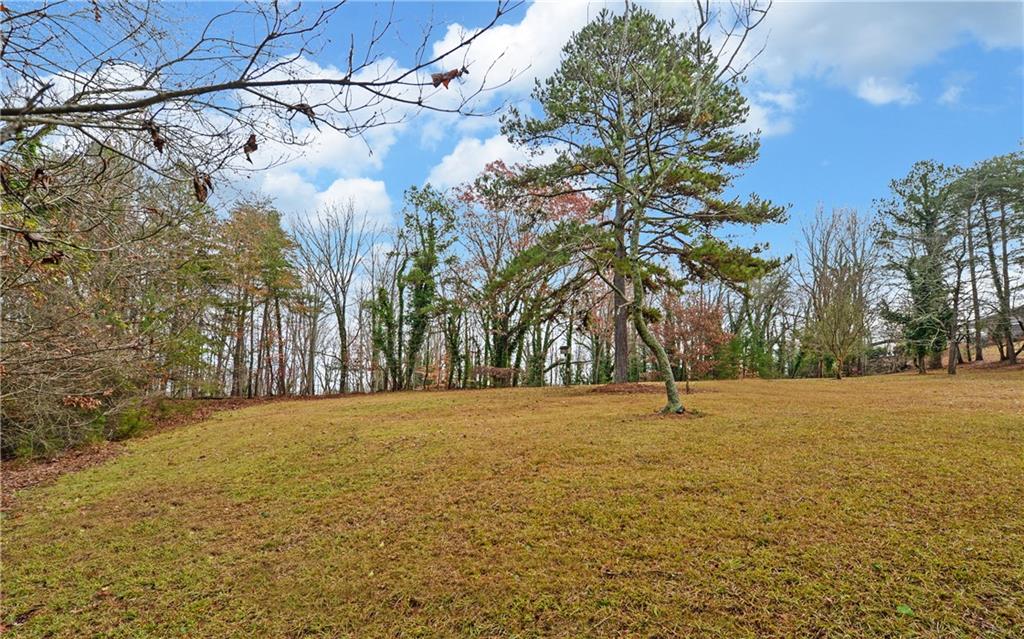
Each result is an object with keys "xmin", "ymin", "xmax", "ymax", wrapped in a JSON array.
[
  {"xmin": 145, "ymin": 121, "xmax": 166, "ymax": 154},
  {"xmin": 192, "ymin": 173, "xmax": 213, "ymax": 203},
  {"xmin": 431, "ymin": 66, "xmax": 469, "ymax": 90},
  {"xmin": 290, "ymin": 103, "xmax": 319, "ymax": 130},
  {"xmin": 243, "ymin": 134, "xmax": 258, "ymax": 163}
]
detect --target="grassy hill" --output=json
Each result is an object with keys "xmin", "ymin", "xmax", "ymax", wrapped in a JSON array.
[{"xmin": 2, "ymin": 370, "xmax": 1022, "ymax": 637}]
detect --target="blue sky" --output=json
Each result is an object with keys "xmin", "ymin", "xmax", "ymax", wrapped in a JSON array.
[{"xmin": 210, "ymin": 1, "xmax": 1024, "ymax": 259}]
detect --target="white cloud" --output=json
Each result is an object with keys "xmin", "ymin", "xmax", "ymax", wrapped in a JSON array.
[
  {"xmin": 315, "ymin": 177, "xmax": 391, "ymax": 223},
  {"xmin": 938, "ymin": 71, "xmax": 973, "ymax": 106},
  {"xmin": 245, "ymin": 170, "xmax": 390, "ymax": 228},
  {"xmin": 939, "ymin": 84, "xmax": 964, "ymax": 106},
  {"xmin": 741, "ymin": 101, "xmax": 794, "ymax": 137},
  {"xmin": 434, "ymin": 1, "xmax": 1022, "ymax": 114},
  {"xmin": 430, "ymin": 3, "xmax": 594, "ymax": 103},
  {"xmin": 738, "ymin": 90, "xmax": 798, "ymax": 136},
  {"xmin": 421, "ymin": 0, "xmax": 1022, "ymax": 142},
  {"xmin": 426, "ymin": 134, "xmax": 534, "ymax": 189},
  {"xmin": 856, "ymin": 77, "xmax": 918, "ymax": 106},
  {"xmin": 757, "ymin": 91, "xmax": 798, "ymax": 112},
  {"xmin": 749, "ymin": 1, "xmax": 1021, "ymax": 105},
  {"xmin": 260, "ymin": 169, "xmax": 319, "ymax": 214}
]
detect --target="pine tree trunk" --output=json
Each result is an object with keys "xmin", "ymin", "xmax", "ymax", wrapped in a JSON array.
[
  {"xmin": 629, "ymin": 214, "xmax": 682, "ymax": 414},
  {"xmin": 613, "ymin": 195, "xmax": 629, "ymax": 384}
]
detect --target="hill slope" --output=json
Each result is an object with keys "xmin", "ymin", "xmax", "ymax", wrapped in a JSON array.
[{"xmin": 3, "ymin": 371, "xmax": 1023, "ymax": 637}]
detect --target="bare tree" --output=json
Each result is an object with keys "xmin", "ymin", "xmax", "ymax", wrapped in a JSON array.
[
  {"xmin": 798, "ymin": 208, "xmax": 879, "ymax": 379},
  {"xmin": 293, "ymin": 202, "xmax": 376, "ymax": 394},
  {"xmin": 1, "ymin": 0, "xmax": 520, "ymax": 247}
]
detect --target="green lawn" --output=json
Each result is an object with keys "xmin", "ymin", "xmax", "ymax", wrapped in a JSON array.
[{"xmin": 2, "ymin": 371, "xmax": 1022, "ymax": 637}]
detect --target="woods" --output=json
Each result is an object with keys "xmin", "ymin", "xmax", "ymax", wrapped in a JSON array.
[{"xmin": 2, "ymin": 2, "xmax": 1022, "ymax": 458}]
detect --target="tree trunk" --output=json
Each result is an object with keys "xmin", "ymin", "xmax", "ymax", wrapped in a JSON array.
[
  {"xmin": 946, "ymin": 338, "xmax": 958, "ymax": 375},
  {"xmin": 337, "ymin": 299, "xmax": 349, "ymax": 393},
  {"xmin": 563, "ymin": 306, "xmax": 574, "ymax": 387},
  {"xmin": 998, "ymin": 204, "xmax": 1016, "ymax": 364},
  {"xmin": 246, "ymin": 302, "xmax": 256, "ymax": 397},
  {"xmin": 966, "ymin": 210, "xmax": 984, "ymax": 361},
  {"xmin": 629, "ymin": 213, "xmax": 682, "ymax": 414},
  {"xmin": 612, "ymin": 195, "xmax": 629, "ymax": 384},
  {"xmin": 231, "ymin": 294, "xmax": 248, "ymax": 397},
  {"xmin": 275, "ymin": 297, "xmax": 287, "ymax": 396},
  {"xmin": 981, "ymin": 201, "xmax": 1012, "ymax": 361},
  {"xmin": 632, "ymin": 289, "xmax": 682, "ymax": 412},
  {"xmin": 305, "ymin": 306, "xmax": 319, "ymax": 395},
  {"xmin": 947, "ymin": 258, "xmax": 964, "ymax": 375},
  {"xmin": 396, "ymin": 278, "xmax": 405, "ymax": 390}
]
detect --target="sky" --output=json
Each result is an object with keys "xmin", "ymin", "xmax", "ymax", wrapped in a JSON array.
[{"xmin": 209, "ymin": 0, "xmax": 1024, "ymax": 259}]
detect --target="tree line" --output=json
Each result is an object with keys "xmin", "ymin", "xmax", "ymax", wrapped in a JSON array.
[{"xmin": 2, "ymin": 2, "xmax": 1021, "ymax": 457}]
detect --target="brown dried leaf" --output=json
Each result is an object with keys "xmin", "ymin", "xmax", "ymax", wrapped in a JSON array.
[
  {"xmin": 243, "ymin": 134, "xmax": 258, "ymax": 164},
  {"xmin": 430, "ymin": 66, "xmax": 469, "ymax": 90},
  {"xmin": 192, "ymin": 173, "xmax": 213, "ymax": 203},
  {"xmin": 145, "ymin": 121, "xmax": 165, "ymax": 154}
]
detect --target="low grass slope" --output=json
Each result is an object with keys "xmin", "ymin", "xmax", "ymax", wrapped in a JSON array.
[{"xmin": 2, "ymin": 370, "xmax": 1022, "ymax": 637}]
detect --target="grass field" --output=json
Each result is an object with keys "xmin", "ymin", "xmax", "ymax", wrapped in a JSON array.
[{"xmin": 2, "ymin": 370, "xmax": 1022, "ymax": 637}]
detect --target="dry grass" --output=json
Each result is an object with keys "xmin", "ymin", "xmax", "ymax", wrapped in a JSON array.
[{"xmin": 2, "ymin": 369, "xmax": 1022, "ymax": 637}]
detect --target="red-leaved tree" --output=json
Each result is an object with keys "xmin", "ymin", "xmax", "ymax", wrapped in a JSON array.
[{"xmin": 656, "ymin": 290, "xmax": 731, "ymax": 393}]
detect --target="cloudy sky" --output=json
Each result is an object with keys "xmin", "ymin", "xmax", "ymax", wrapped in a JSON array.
[{"xmin": 218, "ymin": 0, "xmax": 1023, "ymax": 257}]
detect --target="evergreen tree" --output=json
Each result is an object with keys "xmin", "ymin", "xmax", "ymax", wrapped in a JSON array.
[{"xmin": 504, "ymin": 4, "xmax": 783, "ymax": 412}]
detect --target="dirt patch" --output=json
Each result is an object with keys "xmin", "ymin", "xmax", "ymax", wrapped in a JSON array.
[
  {"xmin": 646, "ymin": 408, "xmax": 705, "ymax": 420},
  {"xmin": 959, "ymin": 359, "xmax": 1024, "ymax": 373},
  {"xmin": 0, "ymin": 394, "xmax": 354, "ymax": 510},
  {"xmin": 1, "ymin": 442, "xmax": 124, "ymax": 508}
]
